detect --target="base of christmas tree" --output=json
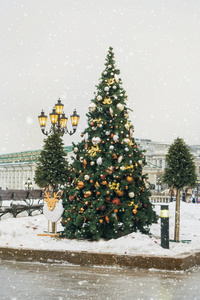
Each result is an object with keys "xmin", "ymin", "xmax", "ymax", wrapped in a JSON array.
[{"xmin": 37, "ymin": 232, "xmax": 61, "ymax": 237}]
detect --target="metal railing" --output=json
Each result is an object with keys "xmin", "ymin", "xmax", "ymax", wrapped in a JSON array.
[{"xmin": 150, "ymin": 195, "xmax": 173, "ymax": 204}]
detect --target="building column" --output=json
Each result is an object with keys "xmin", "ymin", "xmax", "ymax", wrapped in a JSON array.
[
  {"xmin": 10, "ymin": 168, "xmax": 13, "ymax": 189},
  {"xmin": 0, "ymin": 169, "xmax": 2, "ymax": 189},
  {"xmin": 6, "ymin": 170, "xmax": 9, "ymax": 189}
]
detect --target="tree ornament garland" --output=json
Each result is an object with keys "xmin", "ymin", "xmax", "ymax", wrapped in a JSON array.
[{"xmin": 62, "ymin": 47, "xmax": 158, "ymax": 240}]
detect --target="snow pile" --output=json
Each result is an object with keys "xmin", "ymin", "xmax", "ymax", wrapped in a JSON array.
[{"xmin": 0, "ymin": 202, "xmax": 199, "ymax": 257}]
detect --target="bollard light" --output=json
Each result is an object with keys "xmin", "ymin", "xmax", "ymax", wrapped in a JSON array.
[{"xmin": 160, "ymin": 205, "xmax": 169, "ymax": 249}]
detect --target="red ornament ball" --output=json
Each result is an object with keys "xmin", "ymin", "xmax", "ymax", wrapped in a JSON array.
[
  {"xmin": 100, "ymin": 205, "xmax": 106, "ymax": 211},
  {"xmin": 112, "ymin": 198, "xmax": 121, "ymax": 206},
  {"xmin": 100, "ymin": 174, "xmax": 106, "ymax": 180}
]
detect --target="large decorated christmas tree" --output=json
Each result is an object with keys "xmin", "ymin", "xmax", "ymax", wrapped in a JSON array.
[{"xmin": 62, "ymin": 47, "xmax": 157, "ymax": 240}]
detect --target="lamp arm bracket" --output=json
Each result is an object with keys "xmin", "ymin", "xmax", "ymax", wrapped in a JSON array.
[
  {"xmin": 68, "ymin": 128, "xmax": 76, "ymax": 136},
  {"xmin": 41, "ymin": 128, "xmax": 49, "ymax": 136}
]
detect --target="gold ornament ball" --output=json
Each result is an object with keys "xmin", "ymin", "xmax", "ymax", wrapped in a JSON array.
[
  {"xmin": 102, "ymin": 180, "xmax": 108, "ymax": 185},
  {"xmin": 77, "ymin": 181, "xmax": 85, "ymax": 189},
  {"xmin": 126, "ymin": 176, "xmax": 134, "ymax": 184},
  {"xmin": 84, "ymin": 191, "xmax": 92, "ymax": 198},
  {"xmin": 117, "ymin": 190, "xmax": 124, "ymax": 197}
]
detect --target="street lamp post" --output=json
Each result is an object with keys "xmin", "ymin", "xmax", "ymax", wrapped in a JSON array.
[
  {"xmin": 38, "ymin": 98, "xmax": 80, "ymax": 136},
  {"xmin": 24, "ymin": 177, "xmax": 33, "ymax": 190},
  {"xmin": 38, "ymin": 98, "xmax": 80, "ymax": 234},
  {"xmin": 156, "ymin": 176, "xmax": 162, "ymax": 194},
  {"xmin": 196, "ymin": 179, "xmax": 200, "ymax": 203}
]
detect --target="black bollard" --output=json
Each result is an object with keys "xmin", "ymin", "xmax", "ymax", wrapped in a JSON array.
[{"xmin": 160, "ymin": 205, "xmax": 169, "ymax": 249}]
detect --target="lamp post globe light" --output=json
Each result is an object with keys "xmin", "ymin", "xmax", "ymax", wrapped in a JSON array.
[
  {"xmin": 156, "ymin": 177, "xmax": 162, "ymax": 194},
  {"xmin": 24, "ymin": 177, "xmax": 33, "ymax": 190},
  {"xmin": 38, "ymin": 98, "xmax": 80, "ymax": 136},
  {"xmin": 196, "ymin": 178, "xmax": 200, "ymax": 203}
]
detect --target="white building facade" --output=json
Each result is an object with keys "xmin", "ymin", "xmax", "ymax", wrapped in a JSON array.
[
  {"xmin": 0, "ymin": 141, "xmax": 200, "ymax": 191},
  {"xmin": 0, "ymin": 146, "xmax": 72, "ymax": 190}
]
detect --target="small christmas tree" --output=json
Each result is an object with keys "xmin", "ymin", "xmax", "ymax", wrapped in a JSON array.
[
  {"xmin": 34, "ymin": 129, "xmax": 69, "ymax": 191},
  {"xmin": 62, "ymin": 47, "xmax": 157, "ymax": 240},
  {"xmin": 162, "ymin": 137, "xmax": 197, "ymax": 241}
]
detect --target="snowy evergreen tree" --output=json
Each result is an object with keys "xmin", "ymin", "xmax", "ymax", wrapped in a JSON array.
[
  {"xmin": 162, "ymin": 137, "xmax": 197, "ymax": 241},
  {"xmin": 34, "ymin": 129, "xmax": 69, "ymax": 191},
  {"xmin": 62, "ymin": 47, "xmax": 158, "ymax": 240}
]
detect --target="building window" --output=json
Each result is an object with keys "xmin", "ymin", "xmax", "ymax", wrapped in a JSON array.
[{"xmin": 160, "ymin": 159, "xmax": 162, "ymax": 168}]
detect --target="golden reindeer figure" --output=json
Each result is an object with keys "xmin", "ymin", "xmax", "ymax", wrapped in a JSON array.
[{"xmin": 44, "ymin": 191, "xmax": 60, "ymax": 234}]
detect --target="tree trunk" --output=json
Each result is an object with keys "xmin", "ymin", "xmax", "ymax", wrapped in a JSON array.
[{"xmin": 174, "ymin": 188, "xmax": 181, "ymax": 242}]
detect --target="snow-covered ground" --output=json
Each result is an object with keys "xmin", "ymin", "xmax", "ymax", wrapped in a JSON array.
[{"xmin": 0, "ymin": 202, "xmax": 199, "ymax": 257}]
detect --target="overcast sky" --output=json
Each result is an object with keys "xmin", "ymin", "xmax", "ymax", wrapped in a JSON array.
[{"xmin": 1, "ymin": 0, "xmax": 200, "ymax": 154}]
